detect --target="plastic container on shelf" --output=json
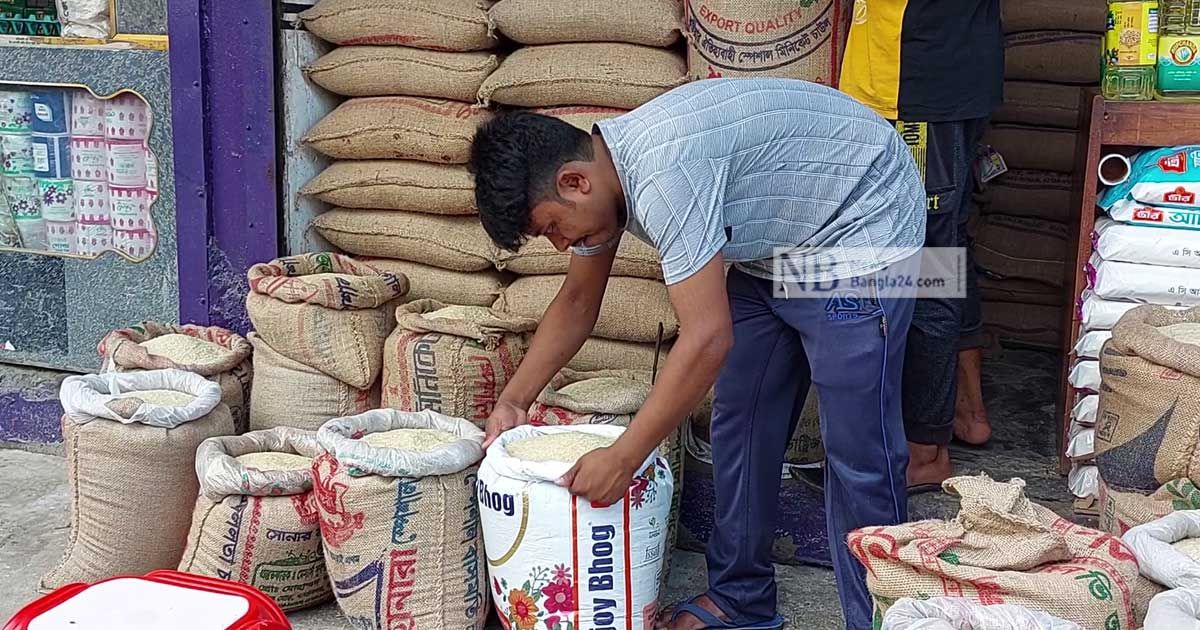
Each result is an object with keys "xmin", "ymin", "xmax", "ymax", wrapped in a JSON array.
[
  {"xmin": 2, "ymin": 569, "xmax": 290, "ymax": 630},
  {"xmin": 1104, "ymin": 1, "xmax": 1161, "ymax": 100}
]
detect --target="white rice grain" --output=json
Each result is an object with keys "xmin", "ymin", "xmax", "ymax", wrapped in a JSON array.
[
  {"xmin": 139, "ymin": 334, "xmax": 234, "ymax": 364},
  {"xmin": 116, "ymin": 389, "xmax": 196, "ymax": 406},
  {"xmin": 508, "ymin": 432, "xmax": 616, "ymax": 463},
  {"xmin": 235, "ymin": 452, "xmax": 313, "ymax": 472},
  {"xmin": 360, "ymin": 428, "xmax": 457, "ymax": 451}
]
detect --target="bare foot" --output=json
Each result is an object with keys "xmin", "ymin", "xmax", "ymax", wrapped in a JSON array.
[
  {"xmin": 656, "ymin": 595, "xmax": 731, "ymax": 630},
  {"xmin": 953, "ymin": 348, "xmax": 992, "ymax": 445},
  {"xmin": 907, "ymin": 442, "xmax": 952, "ymax": 488}
]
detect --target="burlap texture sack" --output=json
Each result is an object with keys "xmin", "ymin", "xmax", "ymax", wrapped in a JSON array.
[
  {"xmin": 98, "ymin": 321, "xmax": 253, "ymax": 434},
  {"xmin": 684, "ymin": 0, "xmax": 851, "ymax": 85},
  {"xmin": 995, "ymin": 81, "xmax": 1084, "ymax": 129},
  {"xmin": 975, "ymin": 214, "xmax": 1069, "ymax": 287},
  {"xmin": 247, "ymin": 253, "xmax": 407, "ymax": 389},
  {"xmin": 364, "ymin": 258, "xmax": 508, "ymax": 307},
  {"xmin": 527, "ymin": 368, "xmax": 652, "ymax": 426},
  {"xmin": 1005, "ymin": 31, "xmax": 1101, "ymax": 85},
  {"xmin": 978, "ymin": 277, "xmax": 1061, "ymax": 307},
  {"xmin": 490, "ymin": 0, "xmax": 680, "ymax": 47},
  {"xmin": 314, "ymin": 409, "xmax": 487, "ymax": 629},
  {"xmin": 496, "ymin": 274, "xmax": 679, "ymax": 343},
  {"xmin": 299, "ymin": 0, "xmax": 496, "ymax": 51},
  {"xmin": 1099, "ymin": 477, "xmax": 1200, "ymax": 536},
  {"xmin": 248, "ymin": 334, "xmax": 380, "ymax": 432},
  {"xmin": 495, "ymin": 235, "xmax": 662, "ymax": 279},
  {"xmin": 305, "ymin": 46, "xmax": 500, "ymax": 100},
  {"xmin": 478, "ymin": 43, "xmax": 686, "ymax": 109},
  {"xmin": 982, "ymin": 301, "xmax": 1062, "ymax": 350},
  {"xmin": 300, "ymin": 161, "xmax": 476, "ymax": 214},
  {"xmin": 383, "ymin": 300, "xmax": 536, "ymax": 425},
  {"xmin": 568, "ymin": 336, "xmax": 669, "ymax": 372},
  {"xmin": 314, "ymin": 209, "xmax": 496, "ymax": 272},
  {"xmin": 849, "ymin": 475, "xmax": 1141, "ymax": 630},
  {"xmin": 984, "ymin": 124, "xmax": 1079, "ymax": 173},
  {"xmin": 178, "ymin": 428, "xmax": 330, "ymax": 612},
  {"xmin": 1094, "ymin": 306, "xmax": 1200, "ymax": 493},
  {"xmin": 533, "ymin": 105, "xmax": 628, "ymax": 131},
  {"xmin": 1002, "ymin": 0, "xmax": 1106, "ymax": 34},
  {"xmin": 302, "ymin": 97, "xmax": 491, "ymax": 163},
  {"xmin": 979, "ymin": 170, "xmax": 1073, "ymax": 221},
  {"xmin": 42, "ymin": 371, "xmax": 234, "ymax": 591},
  {"xmin": 691, "ymin": 385, "xmax": 825, "ymax": 467}
]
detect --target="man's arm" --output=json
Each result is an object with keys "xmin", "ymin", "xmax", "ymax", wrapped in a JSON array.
[
  {"xmin": 485, "ymin": 243, "xmax": 618, "ymax": 445},
  {"xmin": 561, "ymin": 253, "xmax": 732, "ymax": 504}
]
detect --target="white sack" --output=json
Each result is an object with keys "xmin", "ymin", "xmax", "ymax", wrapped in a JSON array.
[
  {"xmin": 1081, "ymin": 291, "xmax": 1140, "ymax": 331},
  {"xmin": 1096, "ymin": 217, "xmax": 1200, "ymax": 269},
  {"xmin": 1108, "ymin": 199, "xmax": 1200, "ymax": 232},
  {"xmin": 1089, "ymin": 254, "xmax": 1200, "ymax": 306},
  {"xmin": 1068, "ymin": 360, "xmax": 1100, "ymax": 392},
  {"xmin": 1072, "ymin": 395, "xmax": 1099, "ymax": 426},
  {"xmin": 1123, "ymin": 511, "xmax": 1200, "ymax": 590},
  {"xmin": 316, "ymin": 408, "xmax": 484, "ymax": 477},
  {"xmin": 1069, "ymin": 464, "xmax": 1099, "ymax": 499},
  {"xmin": 1074, "ymin": 330, "xmax": 1113, "ymax": 359},
  {"xmin": 1066, "ymin": 426, "xmax": 1095, "ymax": 460},
  {"xmin": 60, "ymin": 370, "xmax": 222, "ymax": 428},
  {"xmin": 194, "ymin": 427, "xmax": 324, "ymax": 501},
  {"xmin": 1145, "ymin": 588, "xmax": 1200, "ymax": 629},
  {"xmin": 882, "ymin": 596, "xmax": 1084, "ymax": 630}
]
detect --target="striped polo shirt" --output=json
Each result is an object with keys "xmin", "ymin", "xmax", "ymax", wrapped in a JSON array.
[{"xmin": 586, "ymin": 78, "xmax": 926, "ymax": 285}]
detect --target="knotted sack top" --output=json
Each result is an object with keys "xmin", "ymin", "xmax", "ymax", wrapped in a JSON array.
[
  {"xmin": 317, "ymin": 408, "xmax": 484, "ymax": 478},
  {"xmin": 1110, "ymin": 305, "xmax": 1200, "ymax": 379},
  {"xmin": 195, "ymin": 427, "xmax": 324, "ymax": 501},
  {"xmin": 394, "ymin": 299, "xmax": 537, "ymax": 350},
  {"xmin": 98, "ymin": 320, "xmax": 251, "ymax": 377},
  {"xmin": 247, "ymin": 252, "xmax": 408, "ymax": 310},
  {"xmin": 536, "ymin": 368, "xmax": 652, "ymax": 415}
]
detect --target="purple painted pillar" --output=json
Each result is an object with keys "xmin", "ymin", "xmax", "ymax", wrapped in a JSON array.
[{"xmin": 168, "ymin": 0, "xmax": 279, "ymax": 333}]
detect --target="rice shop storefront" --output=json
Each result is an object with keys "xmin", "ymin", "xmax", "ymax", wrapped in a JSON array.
[{"xmin": 0, "ymin": 2, "xmax": 278, "ymax": 445}]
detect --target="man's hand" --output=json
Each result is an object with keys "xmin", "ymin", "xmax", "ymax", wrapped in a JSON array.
[
  {"xmin": 557, "ymin": 446, "xmax": 641, "ymax": 507},
  {"xmin": 484, "ymin": 399, "xmax": 528, "ymax": 448}
]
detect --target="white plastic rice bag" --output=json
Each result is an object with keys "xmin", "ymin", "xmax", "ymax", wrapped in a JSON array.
[
  {"xmin": 1088, "ymin": 254, "xmax": 1200, "ymax": 306},
  {"xmin": 1074, "ymin": 330, "xmax": 1112, "ymax": 359},
  {"xmin": 1072, "ymin": 395, "xmax": 1099, "ymax": 427},
  {"xmin": 882, "ymin": 596, "xmax": 1084, "ymax": 630},
  {"xmin": 1068, "ymin": 464, "xmax": 1099, "ymax": 499},
  {"xmin": 1107, "ymin": 199, "xmax": 1200, "ymax": 231},
  {"xmin": 1068, "ymin": 359, "xmax": 1100, "ymax": 392},
  {"xmin": 1095, "ymin": 217, "xmax": 1200, "ymax": 268},
  {"xmin": 1080, "ymin": 291, "xmax": 1185, "ymax": 331},
  {"xmin": 1066, "ymin": 425, "xmax": 1094, "ymax": 460},
  {"xmin": 479, "ymin": 425, "xmax": 673, "ymax": 630},
  {"xmin": 1123, "ymin": 511, "xmax": 1200, "ymax": 629},
  {"xmin": 1100, "ymin": 146, "xmax": 1200, "ymax": 211}
]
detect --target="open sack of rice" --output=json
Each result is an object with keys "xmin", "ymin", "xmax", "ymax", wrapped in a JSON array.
[
  {"xmin": 848, "ymin": 475, "xmax": 1143, "ymax": 630},
  {"xmin": 314, "ymin": 409, "xmax": 487, "ymax": 629},
  {"xmin": 248, "ymin": 333, "xmax": 380, "ymax": 432},
  {"xmin": 98, "ymin": 321, "xmax": 253, "ymax": 433},
  {"xmin": 383, "ymin": 300, "xmax": 537, "ymax": 424},
  {"xmin": 495, "ymin": 274, "xmax": 678, "ymax": 343},
  {"xmin": 881, "ymin": 597, "xmax": 1083, "ymax": 630},
  {"xmin": 41, "ymin": 370, "xmax": 232, "ymax": 590},
  {"xmin": 178, "ymin": 427, "xmax": 329, "ymax": 612},
  {"xmin": 246, "ymin": 252, "xmax": 408, "ymax": 391},
  {"xmin": 1122, "ymin": 510, "xmax": 1200, "ymax": 628},
  {"xmin": 1094, "ymin": 306, "xmax": 1200, "ymax": 494},
  {"xmin": 480, "ymin": 425, "xmax": 673, "ymax": 630}
]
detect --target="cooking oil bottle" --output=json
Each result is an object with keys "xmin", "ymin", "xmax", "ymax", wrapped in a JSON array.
[
  {"xmin": 1104, "ymin": 0, "xmax": 1160, "ymax": 100},
  {"xmin": 1157, "ymin": 0, "xmax": 1200, "ymax": 99}
]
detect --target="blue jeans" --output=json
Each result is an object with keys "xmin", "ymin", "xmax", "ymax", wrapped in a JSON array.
[{"xmin": 705, "ymin": 261, "xmax": 915, "ymax": 630}]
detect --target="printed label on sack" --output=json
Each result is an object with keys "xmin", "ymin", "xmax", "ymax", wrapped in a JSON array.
[
  {"xmin": 686, "ymin": 0, "xmax": 838, "ymax": 78},
  {"xmin": 1109, "ymin": 199, "xmax": 1200, "ymax": 230}
]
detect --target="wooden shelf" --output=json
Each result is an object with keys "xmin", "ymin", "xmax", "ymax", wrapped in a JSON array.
[{"xmin": 1056, "ymin": 95, "xmax": 1200, "ymax": 473}]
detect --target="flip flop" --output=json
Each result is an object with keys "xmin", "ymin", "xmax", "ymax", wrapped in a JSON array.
[
  {"xmin": 668, "ymin": 602, "xmax": 786, "ymax": 630},
  {"xmin": 906, "ymin": 483, "xmax": 942, "ymax": 496}
]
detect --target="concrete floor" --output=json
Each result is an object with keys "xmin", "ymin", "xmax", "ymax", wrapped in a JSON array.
[{"xmin": 0, "ymin": 348, "xmax": 1071, "ymax": 629}]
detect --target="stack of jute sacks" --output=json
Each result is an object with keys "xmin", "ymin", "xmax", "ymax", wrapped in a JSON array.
[{"xmin": 974, "ymin": 0, "xmax": 1104, "ymax": 353}]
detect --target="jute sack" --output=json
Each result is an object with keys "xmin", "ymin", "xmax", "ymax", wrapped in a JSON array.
[
  {"xmin": 364, "ymin": 258, "xmax": 508, "ymax": 308},
  {"xmin": 302, "ymin": 97, "xmax": 491, "ymax": 163},
  {"xmin": 995, "ymin": 82, "xmax": 1084, "ymax": 129},
  {"xmin": 490, "ymin": 0, "xmax": 681, "ymax": 47},
  {"xmin": 305, "ymin": 47, "xmax": 500, "ymax": 101},
  {"xmin": 299, "ymin": 0, "xmax": 496, "ymax": 51},
  {"xmin": 533, "ymin": 105, "xmax": 628, "ymax": 131},
  {"xmin": 300, "ymin": 161, "xmax": 476, "ymax": 214},
  {"xmin": 684, "ymin": 0, "xmax": 851, "ymax": 85},
  {"xmin": 984, "ymin": 124, "xmax": 1079, "ymax": 173},
  {"xmin": 978, "ymin": 277, "xmax": 1062, "ymax": 307},
  {"xmin": 383, "ymin": 300, "xmax": 537, "ymax": 424},
  {"xmin": 314, "ymin": 409, "xmax": 487, "ymax": 629},
  {"xmin": 496, "ymin": 274, "xmax": 679, "ymax": 343},
  {"xmin": 41, "ymin": 370, "xmax": 232, "ymax": 590},
  {"xmin": 178, "ymin": 428, "xmax": 330, "ymax": 612},
  {"xmin": 478, "ymin": 43, "xmax": 687, "ymax": 109},
  {"xmin": 982, "ymin": 301, "xmax": 1063, "ymax": 350},
  {"xmin": 248, "ymin": 333, "xmax": 380, "ymax": 432},
  {"xmin": 1002, "ymin": 0, "xmax": 1107, "ymax": 34},
  {"xmin": 1099, "ymin": 477, "xmax": 1200, "ymax": 536},
  {"xmin": 1005, "ymin": 31, "xmax": 1102, "ymax": 85},
  {"xmin": 1094, "ymin": 306, "xmax": 1200, "ymax": 493},
  {"xmin": 979, "ymin": 170, "xmax": 1073, "ymax": 221},
  {"xmin": 527, "ymin": 368, "xmax": 652, "ymax": 427},
  {"xmin": 849, "ymin": 475, "xmax": 1141, "ymax": 630},
  {"xmin": 975, "ymin": 214, "xmax": 1069, "ymax": 287},
  {"xmin": 246, "ymin": 253, "xmax": 407, "ymax": 389},
  {"xmin": 568, "ymin": 336, "xmax": 669, "ymax": 372},
  {"xmin": 495, "ymin": 235, "xmax": 662, "ymax": 279},
  {"xmin": 98, "ymin": 321, "xmax": 253, "ymax": 434},
  {"xmin": 313, "ymin": 209, "xmax": 496, "ymax": 272}
]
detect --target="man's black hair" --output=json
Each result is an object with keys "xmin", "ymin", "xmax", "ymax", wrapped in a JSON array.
[{"xmin": 469, "ymin": 111, "xmax": 593, "ymax": 252}]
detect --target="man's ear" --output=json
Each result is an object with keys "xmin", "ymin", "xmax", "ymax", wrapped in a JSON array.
[{"xmin": 558, "ymin": 166, "xmax": 592, "ymax": 196}]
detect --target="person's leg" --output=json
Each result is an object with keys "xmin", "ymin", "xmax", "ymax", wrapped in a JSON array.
[
  {"xmin": 769, "ymin": 256, "xmax": 915, "ymax": 630},
  {"xmin": 902, "ymin": 119, "xmax": 973, "ymax": 488},
  {"xmin": 668, "ymin": 268, "xmax": 807, "ymax": 629},
  {"xmin": 954, "ymin": 117, "xmax": 993, "ymax": 445}
]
